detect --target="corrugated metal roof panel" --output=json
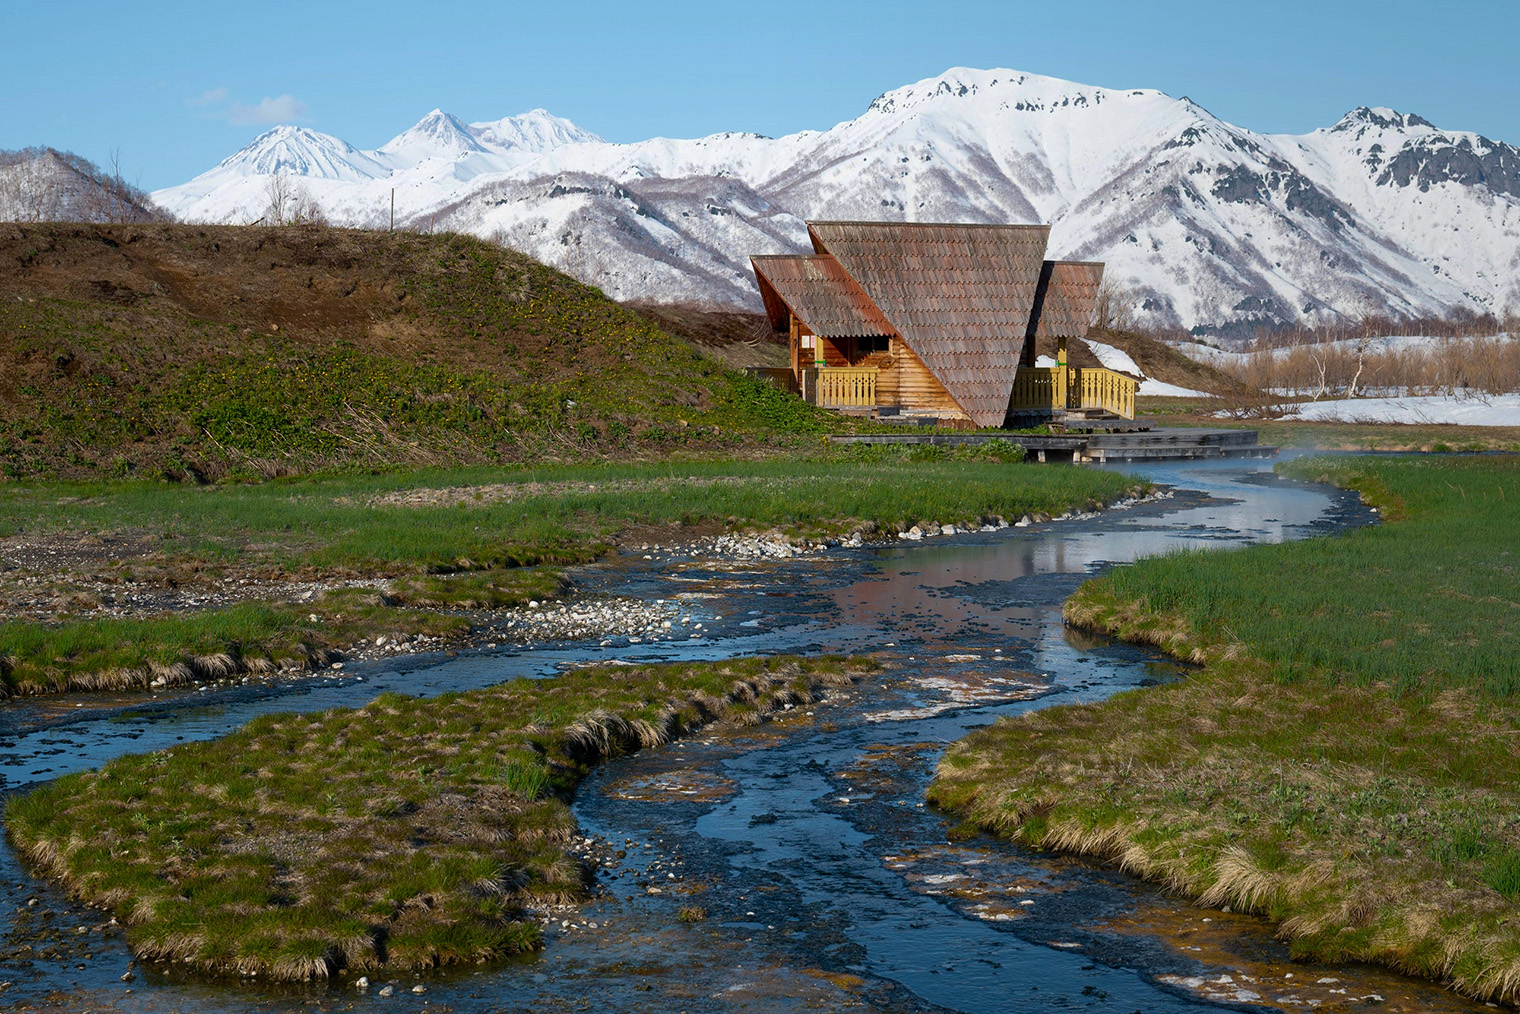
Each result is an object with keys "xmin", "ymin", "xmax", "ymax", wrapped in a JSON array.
[
  {"xmin": 806, "ymin": 221, "xmax": 1051, "ymax": 426},
  {"xmin": 1027, "ymin": 261, "xmax": 1105, "ymax": 340},
  {"xmin": 751, "ymin": 254, "xmax": 893, "ymax": 338}
]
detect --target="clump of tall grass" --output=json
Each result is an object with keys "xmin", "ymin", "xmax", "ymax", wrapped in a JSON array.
[
  {"xmin": 931, "ymin": 454, "xmax": 1520, "ymax": 1004},
  {"xmin": 6, "ymin": 654, "xmax": 873, "ymax": 981}
]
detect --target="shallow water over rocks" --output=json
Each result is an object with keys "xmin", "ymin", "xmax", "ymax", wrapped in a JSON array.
[{"xmin": 0, "ymin": 457, "xmax": 1493, "ymax": 1012}]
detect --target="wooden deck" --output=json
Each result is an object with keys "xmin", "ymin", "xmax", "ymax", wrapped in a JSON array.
[
  {"xmin": 801, "ymin": 366, "xmax": 877, "ymax": 408},
  {"xmin": 1009, "ymin": 366, "xmax": 1136, "ymax": 419},
  {"xmin": 828, "ymin": 428, "xmax": 1276, "ymax": 463}
]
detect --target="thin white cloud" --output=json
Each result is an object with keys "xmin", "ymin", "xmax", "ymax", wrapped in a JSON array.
[
  {"xmin": 227, "ymin": 94, "xmax": 309, "ymax": 125},
  {"xmin": 188, "ymin": 86, "xmax": 230, "ymax": 107},
  {"xmin": 189, "ymin": 89, "xmax": 310, "ymax": 125}
]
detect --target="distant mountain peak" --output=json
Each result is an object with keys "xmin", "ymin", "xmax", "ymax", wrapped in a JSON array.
[
  {"xmin": 380, "ymin": 110, "xmax": 489, "ymax": 158},
  {"xmin": 468, "ymin": 109, "xmax": 601, "ymax": 152},
  {"xmin": 210, "ymin": 125, "xmax": 386, "ymax": 181},
  {"xmin": 1332, "ymin": 106, "xmax": 1437, "ymax": 133},
  {"xmin": 865, "ymin": 67, "xmax": 1169, "ymax": 118}
]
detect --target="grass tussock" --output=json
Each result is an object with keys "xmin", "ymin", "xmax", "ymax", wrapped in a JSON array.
[
  {"xmin": 930, "ymin": 454, "xmax": 1520, "ymax": 1004},
  {"xmin": 7, "ymin": 654, "xmax": 875, "ymax": 980}
]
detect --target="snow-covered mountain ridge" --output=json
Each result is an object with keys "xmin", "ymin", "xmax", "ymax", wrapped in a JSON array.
[{"xmin": 153, "ymin": 69, "xmax": 1520, "ymax": 333}]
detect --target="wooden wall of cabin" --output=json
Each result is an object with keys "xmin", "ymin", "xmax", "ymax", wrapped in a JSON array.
[
  {"xmin": 787, "ymin": 319, "xmax": 967, "ymax": 422},
  {"xmin": 889, "ymin": 337, "xmax": 966, "ymax": 420}
]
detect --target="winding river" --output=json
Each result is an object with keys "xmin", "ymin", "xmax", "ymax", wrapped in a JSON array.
[{"xmin": 0, "ymin": 457, "xmax": 1490, "ymax": 1012}]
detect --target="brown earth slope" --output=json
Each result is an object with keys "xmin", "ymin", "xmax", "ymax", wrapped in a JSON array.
[{"xmin": 629, "ymin": 302, "xmax": 786, "ymax": 370}]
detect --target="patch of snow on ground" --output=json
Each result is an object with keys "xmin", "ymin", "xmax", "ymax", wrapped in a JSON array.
[
  {"xmin": 1082, "ymin": 339, "xmax": 1142, "ymax": 377},
  {"xmin": 1139, "ymin": 379, "xmax": 1213, "ymax": 398},
  {"xmin": 1279, "ymin": 393, "xmax": 1520, "ymax": 426}
]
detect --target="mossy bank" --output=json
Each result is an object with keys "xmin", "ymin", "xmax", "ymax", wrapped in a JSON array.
[
  {"xmin": 930, "ymin": 454, "xmax": 1520, "ymax": 1004},
  {"xmin": 6, "ymin": 655, "xmax": 875, "ymax": 981}
]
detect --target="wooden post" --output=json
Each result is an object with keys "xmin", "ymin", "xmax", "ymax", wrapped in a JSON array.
[
  {"xmin": 789, "ymin": 315, "xmax": 800, "ymax": 381},
  {"xmin": 1056, "ymin": 336, "xmax": 1070, "ymax": 410}
]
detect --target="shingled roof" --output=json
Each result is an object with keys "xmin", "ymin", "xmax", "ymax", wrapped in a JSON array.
[
  {"xmin": 805, "ymin": 221, "xmax": 1051, "ymax": 426},
  {"xmin": 752, "ymin": 254, "xmax": 892, "ymax": 338},
  {"xmin": 1026, "ymin": 260, "xmax": 1106, "ymax": 340}
]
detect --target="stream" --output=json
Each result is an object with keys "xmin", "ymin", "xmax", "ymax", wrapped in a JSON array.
[{"xmin": 0, "ymin": 457, "xmax": 1492, "ymax": 1012}]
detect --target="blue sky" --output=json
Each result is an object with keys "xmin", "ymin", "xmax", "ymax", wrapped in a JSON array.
[{"xmin": 5, "ymin": 0, "xmax": 1517, "ymax": 190}]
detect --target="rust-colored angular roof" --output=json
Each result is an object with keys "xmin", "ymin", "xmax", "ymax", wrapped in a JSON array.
[
  {"xmin": 751, "ymin": 254, "xmax": 892, "ymax": 337},
  {"xmin": 806, "ymin": 221, "xmax": 1051, "ymax": 427},
  {"xmin": 1027, "ymin": 261, "xmax": 1105, "ymax": 340}
]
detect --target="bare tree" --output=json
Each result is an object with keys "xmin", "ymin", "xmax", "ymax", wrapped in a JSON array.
[
  {"xmin": 1092, "ymin": 276, "xmax": 1137, "ymax": 332},
  {"xmin": 263, "ymin": 171, "xmax": 328, "ymax": 226},
  {"xmin": 265, "ymin": 171, "xmax": 294, "ymax": 226},
  {"xmin": 1309, "ymin": 344, "xmax": 1330, "ymax": 399},
  {"xmin": 107, "ymin": 146, "xmax": 126, "ymax": 224}
]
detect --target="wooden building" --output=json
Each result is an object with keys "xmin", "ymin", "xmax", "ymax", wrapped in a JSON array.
[{"xmin": 751, "ymin": 221, "xmax": 1132, "ymax": 427}]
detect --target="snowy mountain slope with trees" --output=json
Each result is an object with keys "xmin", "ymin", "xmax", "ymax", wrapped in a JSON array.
[
  {"xmin": 1, "ymin": 148, "xmax": 167, "ymax": 223},
  {"xmin": 151, "ymin": 68, "xmax": 1520, "ymax": 333}
]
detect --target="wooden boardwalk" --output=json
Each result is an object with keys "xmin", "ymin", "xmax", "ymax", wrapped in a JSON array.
[{"xmin": 828, "ymin": 427, "xmax": 1276, "ymax": 463}]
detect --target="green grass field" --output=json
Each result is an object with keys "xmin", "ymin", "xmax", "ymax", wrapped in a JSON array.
[
  {"xmin": 0, "ymin": 454, "xmax": 1141, "ymax": 694},
  {"xmin": 7, "ymin": 655, "xmax": 874, "ymax": 980},
  {"xmin": 929, "ymin": 454, "xmax": 1520, "ymax": 1003}
]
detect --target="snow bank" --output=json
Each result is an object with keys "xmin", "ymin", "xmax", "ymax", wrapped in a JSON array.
[
  {"xmin": 1281, "ymin": 393, "xmax": 1520, "ymax": 427},
  {"xmin": 1139, "ymin": 379, "xmax": 1213, "ymax": 398},
  {"xmin": 1082, "ymin": 340, "xmax": 1143, "ymax": 377}
]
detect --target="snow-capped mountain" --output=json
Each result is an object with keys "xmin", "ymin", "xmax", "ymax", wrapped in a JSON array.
[
  {"xmin": 378, "ymin": 110, "xmax": 492, "ymax": 166},
  {"xmin": 468, "ymin": 108, "xmax": 601, "ymax": 153},
  {"xmin": 206, "ymin": 125, "xmax": 391, "ymax": 181},
  {"xmin": 152, "ymin": 69, "xmax": 1520, "ymax": 332}
]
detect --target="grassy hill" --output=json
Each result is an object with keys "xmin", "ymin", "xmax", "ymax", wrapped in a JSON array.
[{"xmin": 0, "ymin": 223, "xmax": 836, "ymax": 480}]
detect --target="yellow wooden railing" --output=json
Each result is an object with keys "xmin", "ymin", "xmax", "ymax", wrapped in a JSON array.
[
  {"xmin": 1011, "ymin": 367, "xmax": 1136, "ymax": 419},
  {"xmin": 1075, "ymin": 367, "xmax": 1136, "ymax": 418},
  {"xmin": 802, "ymin": 366, "xmax": 877, "ymax": 408}
]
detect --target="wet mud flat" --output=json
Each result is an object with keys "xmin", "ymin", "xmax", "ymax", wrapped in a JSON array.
[{"xmin": 0, "ymin": 459, "xmax": 1486, "ymax": 1012}]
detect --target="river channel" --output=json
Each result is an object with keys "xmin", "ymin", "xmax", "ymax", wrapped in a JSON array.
[{"xmin": 0, "ymin": 457, "xmax": 1493, "ymax": 1012}]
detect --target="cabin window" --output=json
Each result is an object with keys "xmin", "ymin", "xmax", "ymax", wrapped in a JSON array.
[
  {"xmin": 800, "ymin": 335, "xmax": 815, "ymax": 349},
  {"xmin": 858, "ymin": 335, "xmax": 890, "ymax": 353}
]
